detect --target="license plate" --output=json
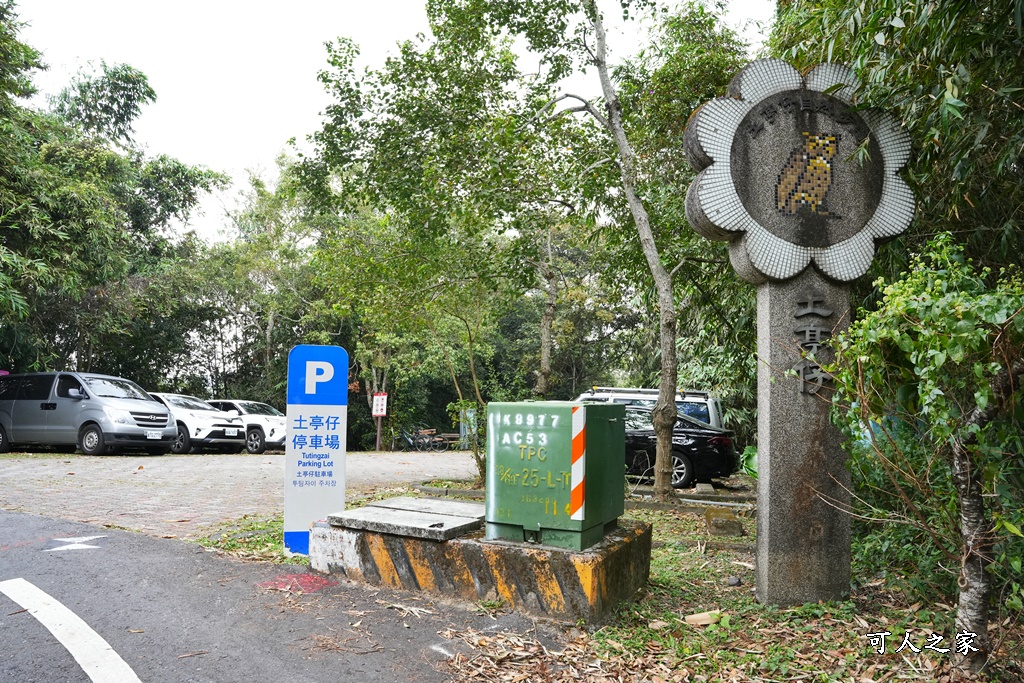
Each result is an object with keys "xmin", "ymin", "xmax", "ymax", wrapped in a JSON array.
[
  {"xmin": 225, "ymin": 428, "xmax": 238, "ymax": 437},
  {"xmin": 146, "ymin": 430, "xmax": 161, "ymax": 440}
]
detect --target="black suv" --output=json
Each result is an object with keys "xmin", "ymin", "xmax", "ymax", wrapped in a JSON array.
[{"xmin": 624, "ymin": 406, "xmax": 737, "ymax": 488}]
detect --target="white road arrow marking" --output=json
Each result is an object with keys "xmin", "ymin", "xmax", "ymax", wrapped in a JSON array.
[
  {"xmin": 45, "ymin": 535, "xmax": 107, "ymax": 552},
  {"xmin": 0, "ymin": 578, "xmax": 142, "ymax": 683}
]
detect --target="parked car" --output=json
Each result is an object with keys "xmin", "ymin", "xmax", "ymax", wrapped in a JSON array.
[
  {"xmin": 149, "ymin": 393, "xmax": 246, "ymax": 454},
  {"xmin": 575, "ymin": 385, "xmax": 725, "ymax": 429},
  {"xmin": 207, "ymin": 399, "xmax": 286, "ymax": 454},
  {"xmin": 0, "ymin": 372, "xmax": 176, "ymax": 455},
  {"xmin": 623, "ymin": 405, "xmax": 737, "ymax": 488}
]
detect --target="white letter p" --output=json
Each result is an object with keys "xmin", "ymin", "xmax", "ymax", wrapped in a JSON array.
[{"xmin": 305, "ymin": 361, "xmax": 335, "ymax": 394}]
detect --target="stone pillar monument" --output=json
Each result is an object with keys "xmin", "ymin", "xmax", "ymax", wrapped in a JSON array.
[{"xmin": 683, "ymin": 60, "xmax": 914, "ymax": 605}]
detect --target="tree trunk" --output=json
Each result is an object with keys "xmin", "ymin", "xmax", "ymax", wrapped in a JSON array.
[
  {"xmin": 585, "ymin": 0, "xmax": 678, "ymax": 499},
  {"xmin": 264, "ymin": 309, "xmax": 275, "ymax": 369},
  {"xmin": 950, "ymin": 442, "xmax": 991, "ymax": 673},
  {"xmin": 943, "ymin": 359, "xmax": 1024, "ymax": 674},
  {"xmin": 425, "ymin": 317, "xmax": 464, "ymax": 401},
  {"xmin": 463, "ymin": 318, "xmax": 485, "ymax": 407},
  {"xmin": 363, "ymin": 364, "xmax": 387, "ymax": 411},
  {"xmin": 455, "ymin": 314, "xmax": 487, "ymax": 484},
  {"xmin": 534, "ymin": 228, "xmax": 556, "ymax": 397}
]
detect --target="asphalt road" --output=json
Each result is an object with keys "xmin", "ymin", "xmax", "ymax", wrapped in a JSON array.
[{"xmin": 0, "ymin": 451, "xmax": 547, "ymax": 683}]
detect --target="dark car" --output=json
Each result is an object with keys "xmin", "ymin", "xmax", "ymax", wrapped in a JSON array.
[{"xmin": 623, "ymin": 406, "xmax": 737, "ymax": 488}]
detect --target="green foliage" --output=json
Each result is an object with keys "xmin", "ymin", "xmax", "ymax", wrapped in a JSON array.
[
  {"xmin": 612, "ymin": 4, "xmax": 757, "ymax": 444},
  {"xmin": 124, "ymin": 153, "xmax": 227, "ymax": 232},
  {"xmin": 193, "ymin": 162, "xmax": 354, "ymax": 403},
  {"xmin": 305, "ymin": 24, "xmax": 602, "ymax": 235},
  {"xmin": 52, "ymin": 61, "xmax": 157, "ymax": 146},
  {"xmin": 0, "ymin": 2, "xmax": 37, "ymax": 105},
  {"xmin": 832, "ymin": 234, "xmax": 1024, "ymax": 618},
  {"xmin": 616, "ymin": 2, "xmax": 747, "ymax": 168},
  {"xmin": 297, "ymin": 1, "xmax": 761, "ymax": 449},
  {"xmin": 0, "ymin": 3, "xmax": 63, "ymax": 321},
  {"xmin": 301, "ymin": 9, "xmax": 633, "ymax": 439},
  {"xmin": 773, "ymin": 4, "xmax": 1024, "ymax": 657},
  {"xmin": 475, "ymin": 598, "xmax": 506, "ymax": 614},
  {"xmin": 775, "ymin": 0, "xmax": 1024, "ymax": 276},
  {"xmin": 847, "ymin": 433, "xmax": 961, "ymax": 602},
  {"xmin": 448, "ymin": 398, "xmax": 485, "ymax": 482},
  {"xmin": 835, "ymin": 235, "xmax": 1024, "ymax": 444},
  {"xmin": 570, "ymin": 506, "xmax": 974, "ymax": 681},
  {"xmin": 0, "ymin": 6, "xmax": 225, "ymax": 379},
  {"xmin": 740, "ymin": 445, "xmax": 757, "ymax": 477}
]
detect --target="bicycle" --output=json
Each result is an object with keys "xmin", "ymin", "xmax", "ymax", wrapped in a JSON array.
[{"xmin": 391, "ymin": 427, "xmax": 419, "ymax": 451}]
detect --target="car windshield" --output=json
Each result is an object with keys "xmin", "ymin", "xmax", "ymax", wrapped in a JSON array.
[
  {"xmin": 624, "ymin": 409, "xmax": 654, "ymax": 430},
  {"xmin": 615, "ymin": 398, "xmax": 711, "ymax": 423},
  {"xmin": 83, "ymin": 376, "xmax": 156, "ymax": 401},
  {"xmin": 163, "ymin": 394, "xmax": 216, "ymax": 411},
  {"xmin": 238, "ymin": 401, "xmax": 284, "ymax": 416},
  {"xmin": 676, "ymin": 411, "xmax": 713, "ymax": 429},
  {"xmin": 625, "ymin": 408, "xmax": 712, "ymax": 431}
]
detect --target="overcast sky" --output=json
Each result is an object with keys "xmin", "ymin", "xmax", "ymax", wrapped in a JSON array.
[{"xmin": 15, "ymin": 0, "xmax": 774, "ymax": 240}]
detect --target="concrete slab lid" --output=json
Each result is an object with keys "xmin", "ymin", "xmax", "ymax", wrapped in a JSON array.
[
  {"xmin": 365, "ymin": 495, "xmax": 484, "ymax": 520},
  {"xmin": 326, "ymin": 506, "xmax": 483, "ymax": 541}
]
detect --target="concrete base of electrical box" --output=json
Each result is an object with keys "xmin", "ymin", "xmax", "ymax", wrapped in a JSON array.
[{"xmin": 309, "ymin": 496, "xmax": 651, "ymax": 623}]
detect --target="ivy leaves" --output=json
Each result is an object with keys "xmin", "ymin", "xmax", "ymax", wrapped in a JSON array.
[{"xmin": 836, "ymin": 234, "xmax": 1024, "ymax": 435}]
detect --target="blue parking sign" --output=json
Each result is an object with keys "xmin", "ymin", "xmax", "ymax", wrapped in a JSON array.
[
  {"xmin": 284, "ymin": 345, "xmax": 349, "ymax": 554},
  {"xmin": 287, "ymin": 344, "xmax": 349, "ymax": 406}
]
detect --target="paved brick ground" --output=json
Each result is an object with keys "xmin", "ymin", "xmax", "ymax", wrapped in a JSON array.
[{"xmin": 0, "ymin": 451, "xmax": 478, "ymax": 540}]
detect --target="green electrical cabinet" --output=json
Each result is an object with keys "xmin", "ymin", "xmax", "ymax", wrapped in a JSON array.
[{"xmin": 485, "ymin": 402, "xmax": 625, "ymax": 551}]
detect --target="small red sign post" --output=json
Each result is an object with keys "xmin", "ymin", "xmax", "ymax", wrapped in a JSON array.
[{"xmin": 372, "ymin": 393, "xmax": 387, "ymax": 450}]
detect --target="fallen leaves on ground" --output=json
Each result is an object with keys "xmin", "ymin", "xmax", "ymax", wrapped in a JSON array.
[
  {"xmin": 307, "ymin": 630, "xmax": 383, "ymax": 655},
  {"xmin": 438, "ymin": 624, "xmax": 980, "ymax": 683},
  {"xmin": 382, "ymin": 601, "xmax": 434, "ymax": 618},
  {"xmin": 441, "ymin": 628, "xmax": 697, "ymax": 682}
]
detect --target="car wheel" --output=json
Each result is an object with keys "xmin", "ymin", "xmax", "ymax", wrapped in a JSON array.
[
  {"xmin": 171, "ymin": 424, "xmax": 191, "ymax": 454},
  {"xmin": 246, "ymin": 428, "xmax": 266, "ymax": 454},
  {"xmin": 0, "ymin": 425, "xmax": 10, "ymax": 453},
  {"xmin": 79, "ymin": 424, "xmax": 107, "ymax": 455},
  {"xmin": 671, "ymin": 451, "xmax": 695, "ymax": 489}
]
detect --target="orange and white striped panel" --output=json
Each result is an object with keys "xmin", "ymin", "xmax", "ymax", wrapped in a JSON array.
[{"xmin": 570, "ymin": 406, "xmax": 586, "ymax": 520}]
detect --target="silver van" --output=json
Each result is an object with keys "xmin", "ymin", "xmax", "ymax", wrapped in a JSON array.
[
  {"xmin": 574, "ymin": 386, "xmax": 725, "ymax": 429},
  {"xmin": 0, "ymin": 372, "xmax": 176, "ymax": 455}
]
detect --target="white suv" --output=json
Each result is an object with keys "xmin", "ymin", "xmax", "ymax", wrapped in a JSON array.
[
  {"xmin": 208, "ymin": 399, "xmax": 286, "ymax": 454},
  {"xmin": 150, "ymin": 393, "xmax": 246, "ymax": 454},
  {"xmin": 574, "ymin": 386, "xmax": 724, "ymax": 429}
]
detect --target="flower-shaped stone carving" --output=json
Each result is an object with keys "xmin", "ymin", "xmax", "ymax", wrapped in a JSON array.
[{"xmin": 684, "ymin": 59, "xmax": 914, "ymax": 284}]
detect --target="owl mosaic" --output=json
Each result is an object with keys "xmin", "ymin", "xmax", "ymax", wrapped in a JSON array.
[{"xmin": 776, "ymin": 132, "xmax": 840, "ymax": 217}]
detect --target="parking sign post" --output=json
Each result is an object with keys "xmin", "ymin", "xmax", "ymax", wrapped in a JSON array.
[{"xmin": 284, "ymin": 345, "xmax": 349, "ymax": 554}]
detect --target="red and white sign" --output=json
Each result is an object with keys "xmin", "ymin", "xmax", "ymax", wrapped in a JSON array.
[{"xmin": 371, "ymin": 393, "xmax": 388, "ymax": 417}]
